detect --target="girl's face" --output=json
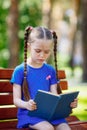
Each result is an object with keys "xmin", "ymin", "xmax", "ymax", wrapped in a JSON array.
[{"xmin": 28, "ymin": 39, "xmax": 53, "ymax": 66}]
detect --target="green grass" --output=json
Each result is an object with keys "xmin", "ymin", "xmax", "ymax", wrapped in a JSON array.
[
  {"xmin": 68, "ymin": 86, "xmax": 87, "ymax": 121},
  {"xmin": 63, "ymin": 67, "xmax": 87, "ymax": 121},
  {"xmin": 63, "ymin": 83, "xmax": 87, "ymax": 121}
]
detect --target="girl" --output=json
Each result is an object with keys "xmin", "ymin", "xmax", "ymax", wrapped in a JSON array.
[{"xmin": 11, "ymin": 26, "xmax": 77, "ymax": 130}]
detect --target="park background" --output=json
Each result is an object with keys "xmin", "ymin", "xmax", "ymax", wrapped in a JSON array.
[{"xmin": 0, "ymin": 0, "xmax": 87, "ymax": 121}]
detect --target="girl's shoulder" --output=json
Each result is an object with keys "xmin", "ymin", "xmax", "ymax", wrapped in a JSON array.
[
  {"xmin": 13, "ymin": 63, "xmax": 24, "ymax": 74},
  {"xmin": 44, "ymin": 63, "xmax": 55, "ymax": 72},
  {"xmin": 11, "ymin": 63, "xmax": 24, "ymax": 85}
]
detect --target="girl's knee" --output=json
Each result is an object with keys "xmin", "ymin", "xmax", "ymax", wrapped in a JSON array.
[
  {"xmin": 44, "ymin": 123, "xmax": 54, "ymax": 130},
  {"xmin": 48, "ymin": 125, "xmax": 54, "ymax": 130},
  {"xmin": 56, "ymin": 123, "xmax": 71, "ymax": 130},
  {"xmin": 29, "ymin": 121, "xmax": 54, "ymax": 130}
]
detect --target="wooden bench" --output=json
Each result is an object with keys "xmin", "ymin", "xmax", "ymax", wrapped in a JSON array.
[{"xmin": 0, "ymin": 68, "xmax": 87, "ymax": 130}]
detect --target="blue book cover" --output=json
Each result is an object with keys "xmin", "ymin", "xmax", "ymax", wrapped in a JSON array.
[{"xmin": 28, "ymin": 90, "xmax": 79, "ymax": 121}]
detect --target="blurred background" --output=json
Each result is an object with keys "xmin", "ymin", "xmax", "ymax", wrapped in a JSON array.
[{"xmin": 0, "ymin": 0, "xmax": 87, "ymax": 121}]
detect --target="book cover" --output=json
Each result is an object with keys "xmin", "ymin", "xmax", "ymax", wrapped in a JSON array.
[{"xmin": 28, "ymin": 90, "xmax": 79, "ymax": 121}]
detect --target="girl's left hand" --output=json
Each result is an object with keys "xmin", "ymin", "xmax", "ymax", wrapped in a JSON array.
[{"xmin": 70, "ymin": 98, "xmax": 78, "ymax": 108}]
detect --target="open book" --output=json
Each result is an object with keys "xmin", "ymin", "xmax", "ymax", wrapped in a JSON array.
[{"xmin": 28, "ymin": 90, "xmax": 79, "ymax": 121}]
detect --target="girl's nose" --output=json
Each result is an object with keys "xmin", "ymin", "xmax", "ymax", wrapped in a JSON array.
[{"xmin": 40, "ymin": 52, "xmax": 44, "ymax": 58}]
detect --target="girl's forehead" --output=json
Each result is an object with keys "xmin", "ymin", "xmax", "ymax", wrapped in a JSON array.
[{"xmin": 31, "ymin": 39, "xmax": 53, "ymax": 49}]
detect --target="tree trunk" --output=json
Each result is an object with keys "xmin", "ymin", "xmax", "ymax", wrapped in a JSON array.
[
  {"xmin": 42, "ymin": 0, "xmax": 53, "ymax": 28},
  {"xmin": 69, "ymin": 0, "xmax": 80, "ymax": 75},
  {"xmin": 7, "ymin": 0, "xmax": 19, "ymax": 68},
  {"xmin": 81, "ymin": 0, "xmax": 87, "ymax": 82},
  {"xmin": 42, "ymin": 0, "xmax": 57, "ymax": 66}
]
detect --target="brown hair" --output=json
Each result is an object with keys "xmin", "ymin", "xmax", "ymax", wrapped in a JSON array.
[{"xmin": 23, "ymin": 26, "xmax": 62, "ymax": 101}]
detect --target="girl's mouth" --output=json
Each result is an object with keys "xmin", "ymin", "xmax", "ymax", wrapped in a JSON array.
[{"xmin": 38, "ymin": 59, "xmax": 45, "ymax": 62}]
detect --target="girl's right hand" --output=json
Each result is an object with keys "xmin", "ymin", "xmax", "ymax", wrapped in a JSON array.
[{"xmin": 25, "ymin": 99, "xmax": 37, "ymax": 111}]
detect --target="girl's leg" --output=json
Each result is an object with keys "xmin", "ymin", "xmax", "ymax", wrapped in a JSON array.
[
  {"xmin": 29, "ymin": 121, "xmax": 54, "ymax": 130},
  {"xmin": 55, "ymin": 123, "xmax": 71, "ymax": 130}
]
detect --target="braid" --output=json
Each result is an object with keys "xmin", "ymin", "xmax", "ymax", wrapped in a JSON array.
[
  {"xmin": 52, "ymin": 31, "xmax": 62, "ymax": 94},
  {"xmin": 22, "ymin": 26, "xmax": 32, "ymax": 101}
]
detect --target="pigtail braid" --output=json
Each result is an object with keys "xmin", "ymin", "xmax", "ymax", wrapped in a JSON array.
[
  {"xmin": 52, "ymin": 31, "xmax": 62, "ymax": 94},
  {"xmin": 22, "ymin": 26, "xmax": 32, "ymax": 101}
]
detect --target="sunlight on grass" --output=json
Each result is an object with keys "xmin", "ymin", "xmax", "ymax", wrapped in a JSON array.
[
  {"xmin": 72, "ymin": 88, "xmax": 87, "ymax": 120},
  {"xmin": 61, "ymin": 67, "xmax": 87, "ymax": 121},
  {"xmin": 66, "ymin": 85, "xmax": 87, "ymax": 121},
  {"xmin": 63, "ymin": 86, "xmax": 87, "ymax": 120}
]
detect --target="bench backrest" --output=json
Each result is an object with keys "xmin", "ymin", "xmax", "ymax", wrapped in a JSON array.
[{"xmin": 0, "ymin": 68, "xmax": 68, "ymax": 128}]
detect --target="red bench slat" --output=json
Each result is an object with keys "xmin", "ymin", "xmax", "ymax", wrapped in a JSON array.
[
  {"xmin": 0, "ymin": 69, "xmax": 13, "ymax": 79},
  {"xmin": 59, "ymin": 80, "xmax": 68, "ymax": 90},
  {"xmin": 0, "ymin": 82, "xmax": 13, "ymax": 92},
  {"xmin": 0, "ymin": 94, "xmax": 13, "ymax": 105},
  {"xmin": 58, "ymin": 70, "xmax": 66, "ymax": 79},
  {"xmin": 0, "ymin": 120, "xmax": 17, "ymax": 129},
  {"xmin": 0, "ymin": 69, "xmax": 66, "ymax": 79},
  {"xmin": 0, "ymin": 107, "xmax": 17, "ymax": 119}
]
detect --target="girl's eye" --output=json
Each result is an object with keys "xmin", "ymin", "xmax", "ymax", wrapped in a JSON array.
[
  {"xmin": 44, "ymin": 50, "xmax": 50, "ymax": 54},
  {"xmin": 35, "ymin": 49, "xmax": 41, "ymax": 53},
  {"xmin": 35, "ymin": 49, "xmax": 50, "ymax": 54}
]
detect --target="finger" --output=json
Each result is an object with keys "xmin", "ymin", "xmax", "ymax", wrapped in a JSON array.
[
  {"xmin": 71, "ymin": 102, "xmax": 77, "ymax": 108},
  {"xmin": 30, "ymin": 103, "xmax": 37, "ymax": 110},
  {"xmin": 30, "ymin": 100, "xmax": 36, "ymax": 105}
]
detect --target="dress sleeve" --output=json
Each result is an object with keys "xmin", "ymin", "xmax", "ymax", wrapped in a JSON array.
[
  {"xmin": 10, "ymin": 66, "xmax": 24, "ymax": 86},
  {"xmin": 50, "ymin": 67, "xmax": 59, "ymax": 85}
]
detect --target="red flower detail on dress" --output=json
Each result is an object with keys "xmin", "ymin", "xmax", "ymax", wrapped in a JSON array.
[{"xmin": 46, "ymin": 75, "xmax": 51, "ymax": 80}]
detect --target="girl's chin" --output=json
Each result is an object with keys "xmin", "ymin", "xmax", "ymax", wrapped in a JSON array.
[
  {"xmin": 35, "ymin": 61, "xmax": 44, "ymax": 65},
  {"xmin": 35, "ymin": 59, "xmax": 43, "ymax": 63}
]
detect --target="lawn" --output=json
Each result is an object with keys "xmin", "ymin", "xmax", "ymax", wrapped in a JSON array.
[
  {"xmin": 68, "ymin": 85, "xmax": 87, "ymax": 121},
  {"xmin": 64, "ymin": 67, "xmax": 87, "ymax": 121}
]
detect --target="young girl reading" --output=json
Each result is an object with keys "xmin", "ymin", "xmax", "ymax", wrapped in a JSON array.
[{"xmin": 11, "ymin": 26, "xmax": 77, "ymax": 130}]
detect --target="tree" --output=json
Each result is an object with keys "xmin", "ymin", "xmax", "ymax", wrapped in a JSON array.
[
  {"xmin": 7, "ymin": 0, "xmax": 19, "ymax": 68},
  {"xmin": 0, "ymin": 0, "xmax": 10, "ymax": 67},
  {"xmin": 81, "ymin": 0, "xmax": 87, "ymax": 81},
  {"xmin": 69, "ymin": 0, "xmax": 80, "ymax": 75},
  {"xmin": 7, "ymin": 0, "xmax": 42, "ymax": 68},
  {"xmin": 42, "ymin": 0, "xmax": 58, "ymax": 66}
]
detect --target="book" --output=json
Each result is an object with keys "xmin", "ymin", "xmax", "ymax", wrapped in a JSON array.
[{"xmin": 28, "ymin": 90, "xmax": 79, "ymax": 121}]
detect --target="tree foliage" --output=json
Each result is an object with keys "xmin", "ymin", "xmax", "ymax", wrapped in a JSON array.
[
  {"xmin": 0, "ymin": 0, "xmax": 10, "ymax": 67},
  {"xmin": 0, "ymin": 0, "xmax": 42, "ymax": 67}
]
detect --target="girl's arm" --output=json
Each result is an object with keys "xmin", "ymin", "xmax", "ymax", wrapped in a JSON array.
[
  {"xmin": 13, "ymin": 84, "xmax": 37, "ymax": 111},
  {"xmin": 50, "ymin": 84, "xmax": 58, "ymax": 94}
]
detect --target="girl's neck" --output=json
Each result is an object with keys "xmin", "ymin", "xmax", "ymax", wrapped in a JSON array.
[{"xmin": 27, "ymin": 58, "xmax": 44, "ymax": 68}]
